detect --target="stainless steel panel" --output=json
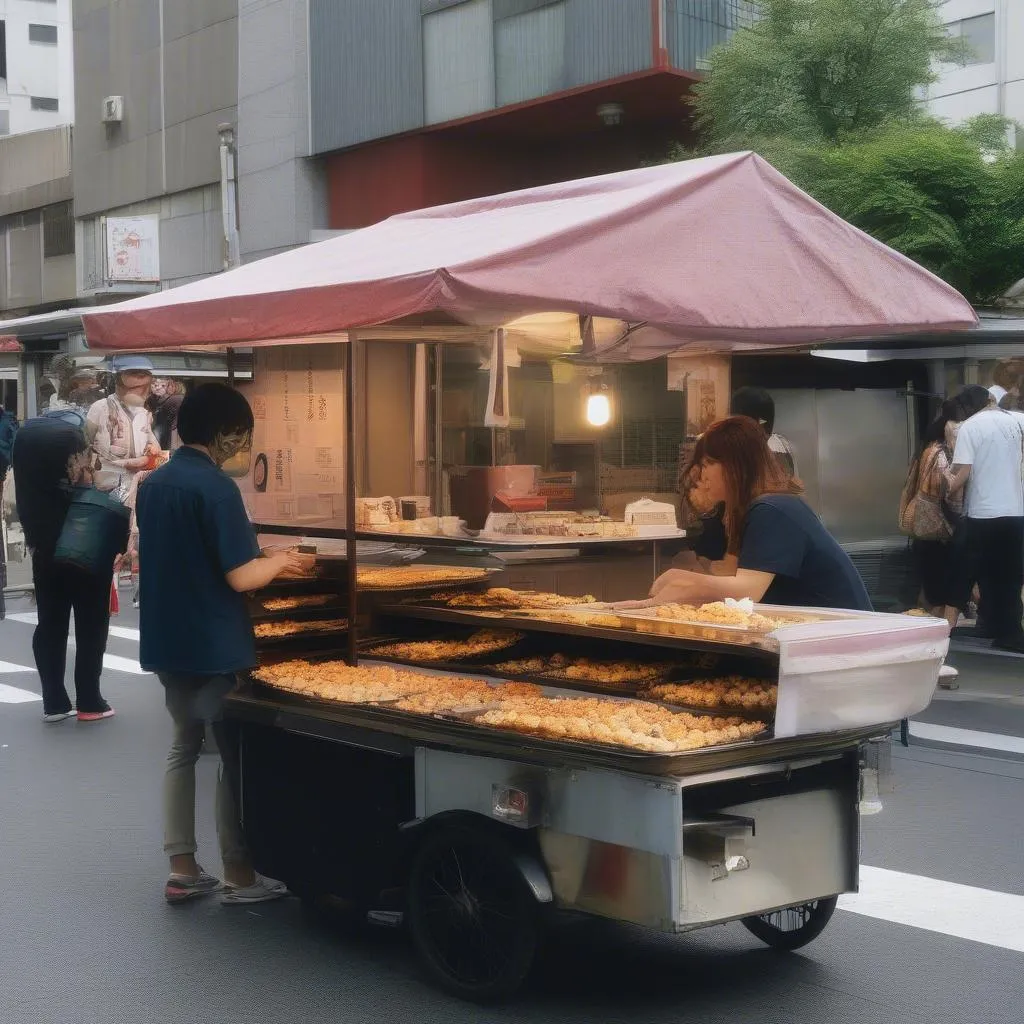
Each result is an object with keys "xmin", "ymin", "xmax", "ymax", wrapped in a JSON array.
[
  {"xmin": 538, "ymin": 832, "xmax": 677, "ymax": 930},
  {"xmin": 679, "ymin": 786, "xmax": 857, "ymax": 927},
  {"xmin": 416, "ymin": 748, "xmax": 684, "ymax": 857},
  {"xmin": 424, "ymin": 0, "xmax": 495, "ymax": 124},
  {"xmin": 816, "ymin": 389, "xmax": 911, "ymax": 543},
  {"xmin": 767, "ymin": 388, "xmax": 912, "ymax": 544},
  {"xmin": 310, "ymin": 0, "xmax": 425, "ymax": 153}
]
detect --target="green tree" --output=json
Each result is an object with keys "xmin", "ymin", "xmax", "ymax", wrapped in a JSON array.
[
  {"xmin": 680, "ymin": 0, "xmax": 1024, "ymax": 304},
  {"xmin": 694, "ymin": 0, "xmax": 962, "ymax": 148}
]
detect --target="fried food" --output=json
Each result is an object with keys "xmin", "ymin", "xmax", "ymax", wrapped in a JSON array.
[
  {"xmin": 474, "ymin": 695, "xmax": 765, "ymax": 752},
  {"xmin": 254, "ymin": 659, "xmax": 765, "ymax": 749},
  {"xmin": 261, "ymin": 594, "xmax": 335, "ymax": 612},
  {"xmin": 654, "ymin": 601, "xmax": 777, "ymax": 632},
  {"xmin": 357, "ymin": 566, "xmax": 490, "ymax": 590},
  {"xmin": 490, "ymin": 654, "xmax": 673, "ymax": 686},
  {"xmin": 254, "ymin": 659, "xmax": 538, "ymax": 713},
  {"xmin": 253, "ymin": 618, "xmax": 349, "ymax": 639},
  {"xmin": 363, "ymin": 629, "xmax": 523, "ymax": 661},
  {"xmin": 445, "ymin": 588, "xmax": 596, "ymax": 610},
  {"xmin": 647, "ymin": 677, "xmax": 777, "ymax": 711}
]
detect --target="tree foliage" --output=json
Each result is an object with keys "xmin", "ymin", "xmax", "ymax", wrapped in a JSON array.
[
  {"xmin": 693, "ymin": 0, "xmax": 962, "ymax": 148},
  {"xmin": 680, "ymin": 0, "xmax": 1024, "ymax": 304}
]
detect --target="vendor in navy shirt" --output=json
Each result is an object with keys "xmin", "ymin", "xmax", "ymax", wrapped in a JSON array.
[
  {"xmin": 652, "ymin": 416, "xmax": 870, "ymax": 611},
  {"xmin": 137, "ymin": 384, "xmax": 307, "ymax": 907}
]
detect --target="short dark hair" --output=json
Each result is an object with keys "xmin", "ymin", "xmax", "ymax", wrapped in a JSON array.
[
  {"xmin": 730, "ymin": 386, "xmax": 775, "ymax": 435},
  {"xmin": 177, "ymin": 384, "xmax": 254, "ymax": 446}
]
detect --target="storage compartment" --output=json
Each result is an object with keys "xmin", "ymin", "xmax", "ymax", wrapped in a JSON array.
[{"xmin": 678, "ymin": 755, "xmax": 858, "ymax": 927}]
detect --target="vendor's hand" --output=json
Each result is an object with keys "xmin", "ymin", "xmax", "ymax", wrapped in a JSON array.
[
  {"xmin": 271, "ymin": 550, "xmax": 316, "ymax": 579},
  {"xmin": 125, "ymin": 456, "xmax": 150, "ymax": 471},
  {"xmin": 649, "ymin": 568, "xmax": 707, "ymax": 604},
  {"xmin": 145, "ymin": 442, "xmax": 161, "ymax": 457}
]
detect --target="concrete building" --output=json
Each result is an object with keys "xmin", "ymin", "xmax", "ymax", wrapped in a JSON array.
[
  {"xmin": 310, "ymin": 0, "xmax": 758, "ymax": 229},
  {"xmin": 925, "ymin": 0, "xmax": 1023, "ymax": 136},
  {"xmin": 0, "ymin": 0, "xmax": 74, "ymax": 137},
  {"xmin": 71, "ymin": 0, "xmax": 240, "ymax": 296}
]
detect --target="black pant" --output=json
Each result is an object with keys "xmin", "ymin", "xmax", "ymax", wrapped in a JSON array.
[
  {"xmin": 963, "ymin": 517, "xmax": 1024, "ymax": 642},
  {"xmin": 32, "ymin": 553, "xmax": 112, "ymax": 714}
]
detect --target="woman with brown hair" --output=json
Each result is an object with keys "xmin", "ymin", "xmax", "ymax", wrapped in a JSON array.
[{"xmin": 648, "ymin": 416, "xmax": 871, "ymax": 610}]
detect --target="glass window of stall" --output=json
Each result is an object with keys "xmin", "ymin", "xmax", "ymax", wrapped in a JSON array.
[{"xmin": 438, "ymin": 345, "xmax": 704, "ymax": 527}]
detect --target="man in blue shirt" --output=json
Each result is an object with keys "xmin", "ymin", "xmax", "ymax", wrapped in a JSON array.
[{"xmin": 137, "ymin": 384, "xmax": 305, "ymax": 905}]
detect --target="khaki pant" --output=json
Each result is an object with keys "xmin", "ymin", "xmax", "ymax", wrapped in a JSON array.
[{"xmin": 160, "ymin": 673, "xmax": 248, "ymax": 865}]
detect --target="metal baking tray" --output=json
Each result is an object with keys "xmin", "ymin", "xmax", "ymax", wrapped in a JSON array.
[
  {"xmin": 376, "ymin": 603, "xmax": 782, "ymax": 663},
  {"xmin": 253, "ymin": 617, "xmax": 351, "ymax": 649},
  {"xmin": 227, "ymin": 683, "xmax": 889, "ymax": 778}
]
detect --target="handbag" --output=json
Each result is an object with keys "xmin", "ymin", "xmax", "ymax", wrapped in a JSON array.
[{"xmin": 898, "ymin": 448, "xmax": 952, "ymax": 542}]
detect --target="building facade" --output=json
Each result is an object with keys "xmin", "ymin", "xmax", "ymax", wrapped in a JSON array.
[
  {"xmin": 310, "ymin": 0, "xmax": 758, "ymax": 228},
  {"xmin": 0, "ymin": 0, "xmax": 73, "ymax": 137},
  {"xmin": 925, "ymin": 0, "xmax": 1023, "ymax": 136},
  {"xmin": 71, "ymin": 0, "xmax": 240, "ymax": 296}
]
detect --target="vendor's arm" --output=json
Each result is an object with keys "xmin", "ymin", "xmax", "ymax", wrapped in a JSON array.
[
  {"xmin": 202, "ymin": 488, "xmax": 307, "ymax": 593},
  {"xmin": 650, "ymin": 566, "xmax": 774, "ymax": 603},
  {"xmin": 946, "ymin": 464, "xmax": 970, "ymax": 495}
]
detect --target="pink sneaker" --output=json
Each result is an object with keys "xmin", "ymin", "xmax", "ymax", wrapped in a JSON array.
[{"xmin": 77, "ymin": 707, "xmax": 116, "ymax": 722}]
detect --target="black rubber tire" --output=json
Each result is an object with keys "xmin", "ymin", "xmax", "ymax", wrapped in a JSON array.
[
  {"xmin": 406, "ymin": 826, "xmax": 540, "ymax": 1002},
  {"xmin": 741, "ymin": 896, "xmax": 839, "ymax": 950}
]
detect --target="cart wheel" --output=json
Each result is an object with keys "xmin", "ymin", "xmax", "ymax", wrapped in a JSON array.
[
  {"xmin": 741, "ymin": 896, "xmax": 838, "ymax": 950},
  {"xmin": 407, "ymin": 827, "xmax": 540, "ymax": 1002}
]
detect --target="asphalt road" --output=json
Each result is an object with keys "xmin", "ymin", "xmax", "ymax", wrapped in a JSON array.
[{"xmin": 1, "ymin": 594, "xmax": 1023, "ymax": 1024}]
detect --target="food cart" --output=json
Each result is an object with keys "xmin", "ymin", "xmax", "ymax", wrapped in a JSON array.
[{"xmin": 80, "ymin": 152, "xmax": 975, "ymax": 1000}]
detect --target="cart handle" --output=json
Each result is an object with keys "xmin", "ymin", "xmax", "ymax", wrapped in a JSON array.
[{"xmin": 682, "ymin": 812, "xmax": 755, "ymax": 837}]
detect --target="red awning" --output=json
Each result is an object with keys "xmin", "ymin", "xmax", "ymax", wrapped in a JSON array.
[{"xmin": 81, "ymin": 152, "xmax": 977, "ymax": 354}]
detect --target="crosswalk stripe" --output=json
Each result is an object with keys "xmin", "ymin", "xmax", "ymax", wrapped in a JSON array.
[
  {"xmin": 4, "ymin": 611, "xmax": 140, "ymax": 643},
  {"xmin": 0, "ymin": 660, "xmax": 34, "ymax": 674},
  {"xmin": 908, "ymin": 721, "xmax": 1024, "ymax": 755},
  {"xmin": 0, "ymin": 683, "xmax": 41, "ymax": 703},
  {"xmin": 839, "ymin": 865, "xmax": 1024, "ymax": 953}
]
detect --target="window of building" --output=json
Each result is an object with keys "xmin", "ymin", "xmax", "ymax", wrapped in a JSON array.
[
  {"xmin": 30, "ymin": 96, "xmax": 59, "ymax": 111},
  {"xmin": 28, "ymin": 23, "xmax": 59, "ymax": 45},
  {"xmin": 43, "ymin": 201, "xmax": 74, "ymax": 258},
  {"xmin": 947, "ymin": 13, "xmax": 996, "ymax": 66},
  {"xmin": 1, "ymin": 20, "xmax": 7, "ymax": 80}
]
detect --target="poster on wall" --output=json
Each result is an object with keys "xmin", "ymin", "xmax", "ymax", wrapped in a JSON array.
[
  {"xmin": 105, "ymin": 215, "xmax": 160, "ymax": 283},
  {"xmin": 236, "ymin": 345, "xmax": 346, "ymax": 526},
  {"xmin": 666, "ymin": 354, "xmax": 731, "ymax": 436}
]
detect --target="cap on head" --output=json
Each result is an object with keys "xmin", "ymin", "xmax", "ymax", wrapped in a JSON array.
[{"xmin": 110, "ymin": 354, "xmax": 154, "ymax": 375}]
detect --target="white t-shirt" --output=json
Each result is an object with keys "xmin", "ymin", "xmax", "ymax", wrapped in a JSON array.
[{"xmin": 953, "ymin": 408, "xmax": 1024, "ymax": 519}]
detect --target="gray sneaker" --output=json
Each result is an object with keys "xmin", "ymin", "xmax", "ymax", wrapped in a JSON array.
[
  {"xmin": 221, "ymin": 875, "xmax": 289, "ymax": 905},
  {"xmin": 165, "ymin": 868, "xmax": 223, "ymax": 905}
]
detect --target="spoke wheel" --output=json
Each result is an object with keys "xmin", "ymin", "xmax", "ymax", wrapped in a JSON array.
[
  {"xmin": 742, "ymin": 896, "xmax": 838, "ymax": 950},
  {"xmin": 407, "ymin": 828, "xmax": 539, "ymax": 1002}
]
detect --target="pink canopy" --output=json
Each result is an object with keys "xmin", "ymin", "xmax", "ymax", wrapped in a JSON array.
[{"xmin": 82, "ymin": 151, "xmax": 977, "ymax": 354}]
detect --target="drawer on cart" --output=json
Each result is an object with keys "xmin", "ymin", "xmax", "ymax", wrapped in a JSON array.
[{"xmin": 678, "ymin": 764, "xmax": 858, "ymax": 928}]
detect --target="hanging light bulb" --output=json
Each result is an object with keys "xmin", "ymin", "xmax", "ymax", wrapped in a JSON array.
[{"xmin": 586, "ymin": 391, "xmax": 611, "ymax": 427}]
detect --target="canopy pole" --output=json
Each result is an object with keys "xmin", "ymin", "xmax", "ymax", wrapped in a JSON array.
[{"xmin": 345, "ymin": 335, "xmax": 359, "ymax": 666}]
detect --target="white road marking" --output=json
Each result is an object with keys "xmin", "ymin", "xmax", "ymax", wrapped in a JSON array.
[
  {"xmin": 4, "ymin": 611, "xmax": 140, "ymax": 643},
  {"xmin": 100, "ymin": 653, "xmax": 148, "ymax": 676},
  {"xmin": 840, "ymin": 865, "xmax": 1024, "ymax": 953},
  {"xmin": 0, "ymin": 660, "xmax": 34, "ymax": 674},
  {"xmin": 908, "ymin": 720, "xmax": 1024, "ymax": 755},
  {"xmin": 0, "ymin": 683, "xmax": 41, "ymax": 703}
]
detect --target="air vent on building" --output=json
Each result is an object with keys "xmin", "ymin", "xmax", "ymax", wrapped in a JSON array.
[{"xmin": 101, "ymin": 96, "xmax": 124, "ymax": 123}]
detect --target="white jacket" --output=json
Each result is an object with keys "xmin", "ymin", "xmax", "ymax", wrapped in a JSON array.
[{"xmin": 85, "ymin": 396, "xmax": 158, "ymax": 503}]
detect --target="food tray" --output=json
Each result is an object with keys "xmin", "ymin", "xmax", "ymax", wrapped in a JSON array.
[
  {"xmin": 358, "ymin": 630, "xmax": 527, "ymax": 664},
  {"xmin": 253, "ymin": 616, "xmax": 350, "ymax": 643},
  {"xmin": 250, "ymin": 599, "xmax": 349, "ymax": 625},
  {"xmin": 355, "ymin": 566, "xmax": 502, "ymax": 592},
  {"xmin": 433, "ymin": 700, "xmax": 771, "ymax": 756}
]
